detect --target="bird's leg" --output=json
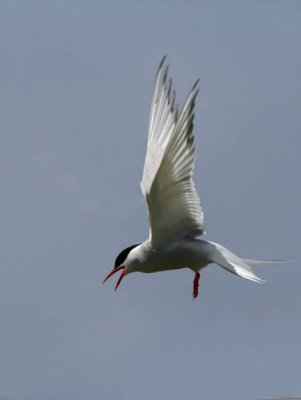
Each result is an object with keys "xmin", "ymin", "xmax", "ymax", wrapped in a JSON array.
[{"xmin": 193, "ymin": 272, "xmax": 200, "ymax": 299}]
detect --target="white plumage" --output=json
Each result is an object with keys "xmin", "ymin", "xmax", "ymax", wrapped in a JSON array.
[
  {"xmin": 103, "ymin": 57, "xmax": 283, "ymax": 298},
  {"xmin": 142, "ymin": 56, "xmax": 204, "ymax": 246}
]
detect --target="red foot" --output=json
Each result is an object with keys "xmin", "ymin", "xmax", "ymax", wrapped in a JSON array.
[{"xmin": 193, "ymin": 272, "xmax": 200, "ymax": 299}]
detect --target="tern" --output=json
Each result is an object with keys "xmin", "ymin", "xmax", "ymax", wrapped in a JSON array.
[{"xmin": 104, "ymin": 57, "xmax": 281, "ymax": 298}]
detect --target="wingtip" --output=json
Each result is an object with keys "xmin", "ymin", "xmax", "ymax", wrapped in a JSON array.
[
  {"xmin": 192, "ymin": 78, "xmax": 200, "ymax": 91},
  {"xmin": 157, "ymin": 55, "xmax": 168, "ymax": 77},
  {"xmin": 186, "ymin": 79, "xmax": 200, "ymax": 104},
  {"xmin": 159, "ymin": 55, "xmax": 167, "ymax": 69}
]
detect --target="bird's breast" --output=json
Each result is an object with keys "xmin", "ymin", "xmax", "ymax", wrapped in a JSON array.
[{"xmin": 131, "ymin": 239, "xmax": 211, "ymax": 273}]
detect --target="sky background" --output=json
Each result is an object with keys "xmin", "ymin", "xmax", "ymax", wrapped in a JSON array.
[{"xmin": 0, "ymin": 1, "xmax": 300, "ymax": 399}]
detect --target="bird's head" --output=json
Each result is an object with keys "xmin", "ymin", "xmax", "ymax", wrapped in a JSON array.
[{"xmin": 103, "ymin": 244, "xmax": 140, "ymax": 291}]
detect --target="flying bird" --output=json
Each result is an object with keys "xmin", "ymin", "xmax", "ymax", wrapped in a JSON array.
[{"xmin": 104, "ymin": 57, "xmax": 280, "ymax": 298}]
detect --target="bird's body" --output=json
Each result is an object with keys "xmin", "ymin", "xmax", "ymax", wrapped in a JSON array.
[
  {"xmin": 103, "ymin": 57, "xmax": 281, "ymax": 298},
  {"xmin": 125, "ymin": 239, "xmax": 210, "ymax": 274},
  {"xmin": 124, "ymin": 238, "xmax": 264, "ymax": 282}
]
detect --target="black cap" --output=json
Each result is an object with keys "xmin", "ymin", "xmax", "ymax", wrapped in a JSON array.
[{"xmin": 114, "ymin": 244, "xmax": 140, "ymax": 268}]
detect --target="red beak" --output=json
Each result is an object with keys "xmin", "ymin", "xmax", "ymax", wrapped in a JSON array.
[{"xmin": 103, "ymin": 265, "xmax": 126, "ymax": 291}]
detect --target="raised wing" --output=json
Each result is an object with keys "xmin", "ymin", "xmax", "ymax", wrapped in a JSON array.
[{"xmin": 141, "ymin": 58, "xmax": 205, "ymax": 247}]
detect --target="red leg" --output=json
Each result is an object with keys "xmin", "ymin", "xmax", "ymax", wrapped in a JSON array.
[{"xmin": 193, "ymin": 272, "xmax": 200, "ymax": 299}]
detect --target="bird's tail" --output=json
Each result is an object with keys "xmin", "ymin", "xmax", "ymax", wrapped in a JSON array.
[
  {"xmin": 208, "ymin": 241, "xmax": 284, "ymax": 283},
  {"xmin": 243, "ymin": 258, "xmax": 290, "ymax": 265}
]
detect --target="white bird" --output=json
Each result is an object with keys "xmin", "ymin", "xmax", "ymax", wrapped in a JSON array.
[{"xmin": 104, "ymin": 56, "xmax": 281, "ymax": 298}]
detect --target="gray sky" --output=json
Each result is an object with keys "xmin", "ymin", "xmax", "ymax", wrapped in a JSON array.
[{"xmin": 0, "ymin": 1, "xmax": 300, "ymax": 399}]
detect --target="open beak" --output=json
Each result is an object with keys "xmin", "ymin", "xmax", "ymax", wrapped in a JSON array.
[{"xmin": 103, "ymin": 265, "xmax": 126, "ymax": 291}]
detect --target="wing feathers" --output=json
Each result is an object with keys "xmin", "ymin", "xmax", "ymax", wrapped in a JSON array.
[{"xmin": 141, "ymin": 58, "xmax": 205, "ymax": 246}]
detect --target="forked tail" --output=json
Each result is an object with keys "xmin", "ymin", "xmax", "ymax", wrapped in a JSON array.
[{"xmin": 209, "ymin": 241, "xmax": 286, "ymax": 283}]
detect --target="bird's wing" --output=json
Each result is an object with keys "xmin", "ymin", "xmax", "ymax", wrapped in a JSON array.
[{"xmin": 141, "ymin": 57, "xmax": 205, "ymax": 247}]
